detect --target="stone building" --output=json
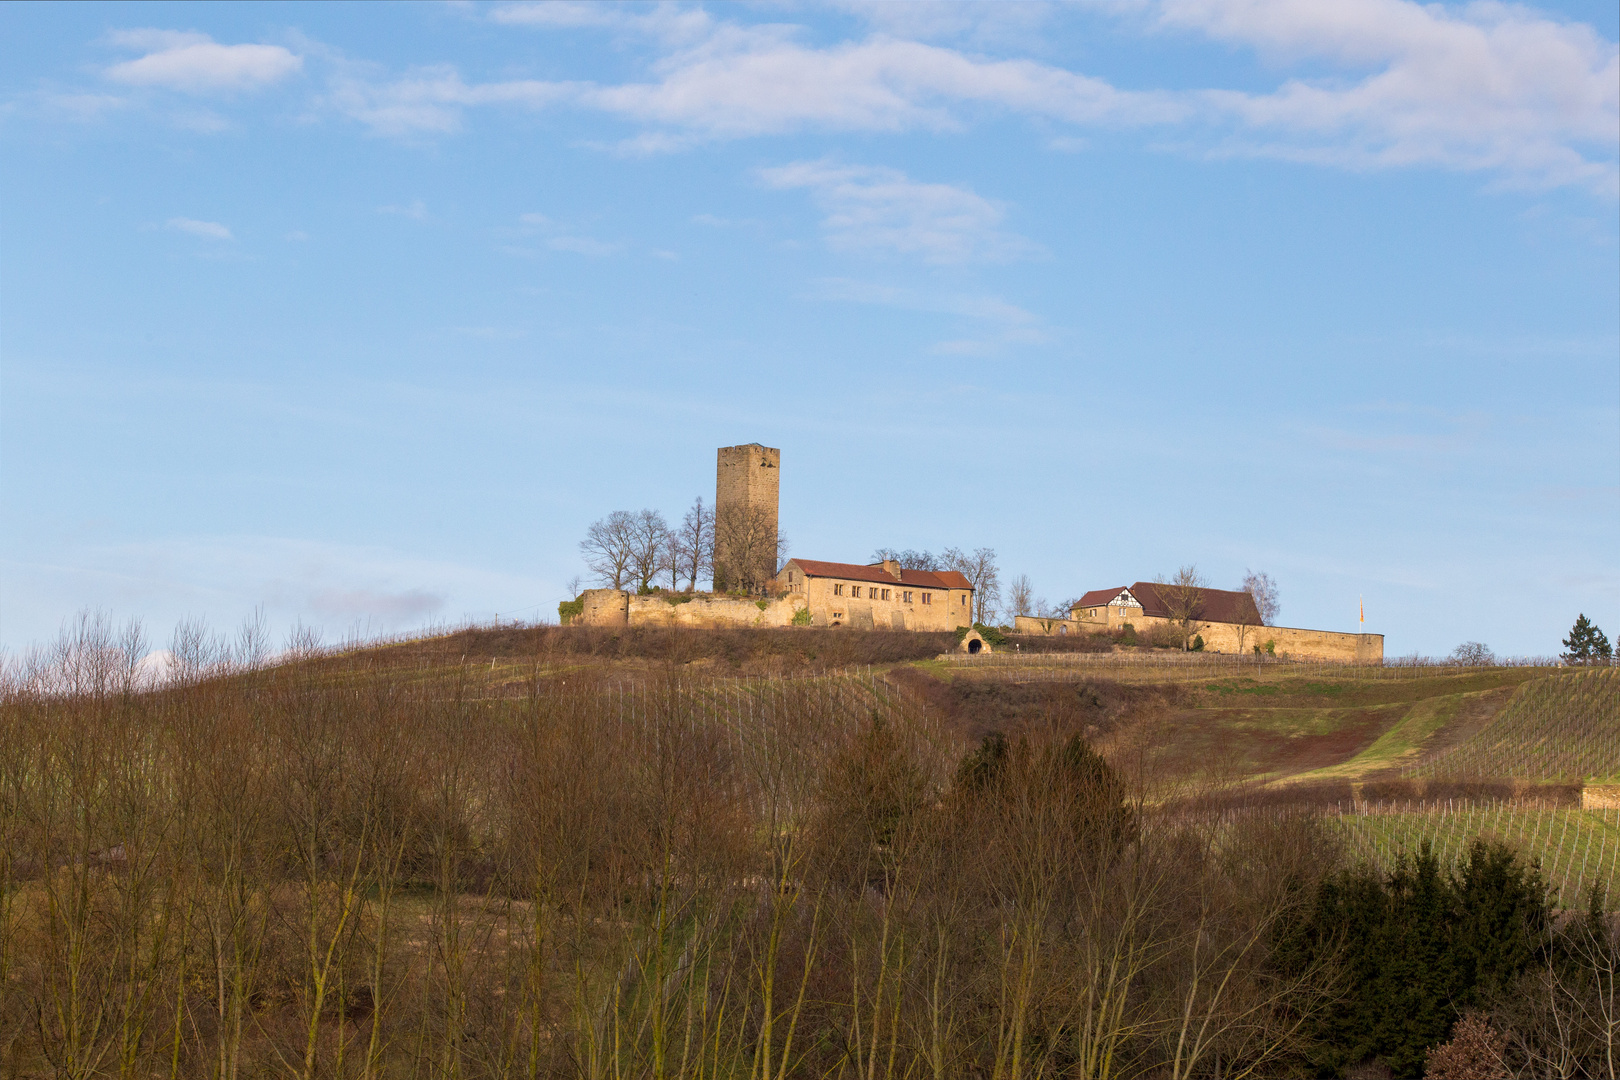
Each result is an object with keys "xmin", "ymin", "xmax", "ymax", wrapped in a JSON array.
[
  {"xmin": 572, "ymin": 558, "xmax": 975, "ymax": 631},
  {"xmin": 1013, "ymin": 581, "xmax": 1383, "ymax": 662},
  {"xmin": 712, "ymin": 443, "xmax": 780, "ymax": 593},
  {"xmin": 776, "ymin": 558, "xmax": 974, "ymax": 630}
]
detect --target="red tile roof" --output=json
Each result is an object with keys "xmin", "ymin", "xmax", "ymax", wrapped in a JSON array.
[
  {"xmin": 1075, "ymin": 587, "xmax": 1132, "ymax": 608},
  {"xmin": 786, "ymin": 559, "xmax": 974, "ymax": 591},
  {"xmin": 1071, "ymin": 582, "xmax": 1261, "ymax": 624}
]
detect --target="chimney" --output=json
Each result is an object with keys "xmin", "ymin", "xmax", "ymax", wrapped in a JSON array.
[{"xmin": 882, "ymin": 558, "xmax": 902, "ymax": 581}]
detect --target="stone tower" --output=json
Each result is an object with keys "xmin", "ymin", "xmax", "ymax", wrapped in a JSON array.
[{"xmin": 713, "ymin": 443, "xmax": 780, "ymax": 593}]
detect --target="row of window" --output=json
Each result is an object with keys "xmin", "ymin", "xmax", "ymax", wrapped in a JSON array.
[{"xmin": 828, "ymin": 583, "xmax": 958, "ymax": 606}]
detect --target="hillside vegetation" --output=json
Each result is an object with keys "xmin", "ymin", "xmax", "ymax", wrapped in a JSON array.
[{"xmin": 0, "ymin": 621, "xmax": 1614, "ymax": 1079}]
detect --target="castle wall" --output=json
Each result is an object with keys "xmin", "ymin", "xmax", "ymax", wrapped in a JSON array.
[
  {"xmin": 1013, "ymin": 614, "xmax": 1384, "ymax": 663},
  {"xmin": 575, "ymin": 589, "xmax": 808, "ymax": 629},
  {"xmin": 580, "ymin": 589, "xmax": 631, "ymax": 626}
]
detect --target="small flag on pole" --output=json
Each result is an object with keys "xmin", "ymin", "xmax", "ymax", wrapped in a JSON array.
[{"xmin": 1359, "ymin": 595, "xmax": 1364, "ymax": 627}]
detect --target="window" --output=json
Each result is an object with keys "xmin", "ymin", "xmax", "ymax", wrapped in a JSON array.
[
  {"xmin": 961, "ymin": 596, "xmax": 967, "ymax": 606},
  {"xmin": 881, "ymin": 588, "xmax": 891, "ymax": 601},
  {"xmin": 834, "ymin": 583, "xmax": 844, "ymax": 596},
  {"xmin": 902, "ymin": 591, "xmax": 912, "ymax": 603},
  {"xmin": 921, "ymin": 593, "xmax": 932, "ymax": 605},
  {"xmin": 852, "ymin": 586, "xmax": 862, "ymax": 598}
]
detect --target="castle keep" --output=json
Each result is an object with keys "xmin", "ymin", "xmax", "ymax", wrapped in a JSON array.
[{"xmin": 712, "ymin": 443, "xmax": 780, "ymax": 594}]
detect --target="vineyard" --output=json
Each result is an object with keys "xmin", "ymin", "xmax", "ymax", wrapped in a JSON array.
[
  {"xmin": 1332, "ymin": 801, "xmax": 1620, "ymax": 907},
  {"xmin": 1405, "ymin": 667, "xmax": 1620, "ymax": 782}
]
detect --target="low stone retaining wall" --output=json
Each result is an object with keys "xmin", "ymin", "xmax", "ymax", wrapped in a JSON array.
[{"xmin": 1583, "ymin": 785, "xmax": 1620, "ymax": 810}]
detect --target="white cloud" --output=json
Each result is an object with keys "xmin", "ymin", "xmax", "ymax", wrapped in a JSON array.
[
  {"xmin": 95, "ymin": 3, "xmax": 1608, "ymax": 194},
  {"xmin": 1160, "ymin": 0, "xmax": 1619, "ymax": 193},
  {"xmin": 760, "ymin": 161, "xmax": 1036, "ymax": 263},
  {"xmin": 166, "ymin": 217, "xmax": 233, "ymax": 241},
  {"xmin": 496, "ymin": 1, "xmax": 1614, "ymax": 191},
  {"xmin": 580, "ymin": 31, "xmax": 1181, "ymax": 138},
  {"xmin": 328, "ymin": 20, "xmax": 1174, "ymax": 141},
  {"xmin": 105, "ymin": 29, "xmax": 302, "ymax": 93}
]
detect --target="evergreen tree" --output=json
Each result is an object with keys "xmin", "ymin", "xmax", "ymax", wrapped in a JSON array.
[
  {"xmin": 1449, "ymin": 839, "xmax": 1549, "ymax": 1006},
  {"xmin": 1276, "ymin": 840, "xmax": 1551, "ymax": 1078},
  {"xmin": 1375, "ymin": 845, "xmax": 1459, "ymax": 1077},
  {"xmin": 1561, "ymin": 613, "xmax": 1613, "ymax": 664}
]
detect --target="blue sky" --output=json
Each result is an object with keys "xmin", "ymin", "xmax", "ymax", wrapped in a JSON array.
[{"xmin": 2, "ymin": 0, "xmax": 1616, "ymax": 660}]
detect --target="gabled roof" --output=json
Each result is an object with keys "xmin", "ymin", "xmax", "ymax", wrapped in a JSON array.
[
  {"xmin": 1072, "ymin": 582, "xmax": 1262, "ymax": 625},
  {"xmin": 786, "ymin": 559, "xmax": 974, "ymax": 591},
  {"xmin": 1075, "ymin": 587, "xmax": 1134, "ymax": 608}
]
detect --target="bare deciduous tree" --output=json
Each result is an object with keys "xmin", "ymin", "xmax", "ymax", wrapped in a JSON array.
[
  {"xmin": 943, "ymin": 547, "xmax": 1000, "ymax": 625},
  {"xmin": 628, "ymin": 509, "xmax": 671, "ymax": 593},
  {"xmin": 713, "ymin": 504, "xmax": 781, "ymax": 595},
  {"xmin": 673, "ymin": 497, "xmax": 714, "ymax": 592},
  {"xmin": 1241, "ymin": 570, "xmax": 1280, "ymax": 627},
  {"xmin": 1156, "ymin": 565, "xmax": 1209, "ymax": 650},
  {"xmin": 1007, "ymin": 575, "xmax": 1035, "ymax": 618},
  {"xmin": 871, "ymin": 548, "xmax": 944, "ymax": 572},
  {"xmin": 580, "ymin": 510, "xmax": 638, "ymax": 589},
  {"xmin": 1448, "ymin": 642, "xmax": 1496, "ymax": 666}
]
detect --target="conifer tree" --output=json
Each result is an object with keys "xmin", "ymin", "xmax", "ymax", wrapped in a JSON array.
[{"xmin": 1561, "ymin": 613, "xmax": 1613, "ymax": 664}]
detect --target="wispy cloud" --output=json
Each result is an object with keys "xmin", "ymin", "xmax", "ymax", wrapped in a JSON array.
[
  {"xmin": 488, "ymin": 2, "xmax": 713, "ymax": 45},
  {"xmin": 1161, "ymin": 0, "xmax": 1619, "ymax": 193},
  {"xmin": 58, "ymin": 2, "xmax": 1620, "ymax": 195},
  {"xmin": 760, "ymin": 161, "xmax": 1036, "ymax": 264},
  {"xmin": 489, "ymin": 0, "xmax": 1615, "ymax": 192},
  {"xmin": 510, "ymin": 212, "xmax": 622, "ymax": 257},
  {"xmin": 166, "ymin": 217, "xmax": 233, "ymax": 241},
  {"xmin": 547, "ymin": 236, "xmax": 621, "ymax": 256},
  {"xmin": 32, "ymin": 91, "xmax": 130, "ymax": 122},
  {"xmin": 377, "ymin": 199, "xmax": 429, "ymax": 220},
  {"xmin": 810, "ymin": 277, "xmax": 1049, "ymax": 353},
  {"xmin": 309, "ymin": 587, "xmax": 444, "ymax": 621},
  {"xmin": 104, "ymin": 30, "xmax": 302, "ymax": 94},
  {"xmin": 325, "ymin": 64, "xmax": 576, "ymax": 137}
]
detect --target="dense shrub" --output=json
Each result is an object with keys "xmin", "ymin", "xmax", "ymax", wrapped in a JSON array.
[{"xmin": 1276, "ymin": 839, "xmax": 1551, "ymax": 1078}]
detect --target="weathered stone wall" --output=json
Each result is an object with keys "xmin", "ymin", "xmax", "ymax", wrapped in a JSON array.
[
  {"xmin": 794, "ymin": 572, "xmax": 972, "ymax": 631},
  {"xmin": 1013, "ymin": 613, "xmax": 1384, "ymax": 663},
  {"xmin": 580, "ymin": 588, "xmax": 631, "ymax": 626},
  {"xmin": 575, "ymin": 589, "xmax": 808, "ymax": 629}
]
